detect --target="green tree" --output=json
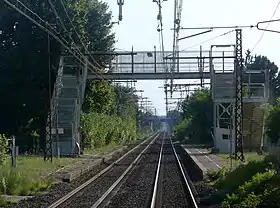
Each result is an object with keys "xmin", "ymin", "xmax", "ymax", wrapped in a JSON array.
[
  {"xmin": 246, "ymin": 51, "xmax": 279, "ymax": 99},
  {"xmin": 84, "ymin": 81, "xmax": 116, "ymax": 114},
  {"xmin": 176, "ymin": 88, "xmax": 213, "ymax": 144},
  {"xmin": 0, "ymin": 0, "xmax": 115, "ymax": 151},
  {"xmin": 265, "ymin": 98, "xmax": 280, "ymax": 144}
]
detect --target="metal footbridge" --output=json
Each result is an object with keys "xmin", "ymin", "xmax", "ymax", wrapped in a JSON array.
[
  {"xmin": 87, "ymin": 50, "xmax": 265, "ymax": 82},
  {"xmin": 88, "ymin": 50, "xmax": 226, "ymax": 80},
  {"xmin": 45, "ymin": 47, "xmax": 267, "ymax": 158}
]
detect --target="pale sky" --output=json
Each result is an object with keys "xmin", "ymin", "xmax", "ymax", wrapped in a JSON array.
[{"xmin": 106, "ymin": 0, "xmax": 280, "ymax": 115}]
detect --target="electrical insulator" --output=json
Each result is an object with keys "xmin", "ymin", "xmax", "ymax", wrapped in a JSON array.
[{"xmin": 117, "ymin": 0, "xmax": 124, "ymax": 21}]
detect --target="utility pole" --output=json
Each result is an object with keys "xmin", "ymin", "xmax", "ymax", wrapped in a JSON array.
[
  {"xmin": 45, "ymin": 33, "xmax": 53, "ymax": 162},
  {"xmin": 7, "ymin": 136, "xmax": 17, "ymax": 168},
  {"xmin": 164, "ymin": 85, "xmax": 168, "ymax": 116},
  {"xmin": 234, "ymin": 29, "xmax": 245, "ymax": 162}
]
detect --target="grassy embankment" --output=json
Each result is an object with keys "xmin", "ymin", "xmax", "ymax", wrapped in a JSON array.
[{"xmin": 203, "ymin": 152, "xmax": 280, "ymax": 208}]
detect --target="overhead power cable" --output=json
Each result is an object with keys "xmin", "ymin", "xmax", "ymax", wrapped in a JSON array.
[
  {"xmin": 4, "ymin": 0, "xmax": 107, "ymax": 80},
  {"xmin": 180, "ymin": 29, "xmax": 235, "ymax": 51},
  {"xmin": 251, "ymin": 0, "xmax": 280, "ymax": 52},
  {"xmin": 47, "ymin": 0, "xmax": 104, "ymax": 71},
  {"xmin": 175, "ymin": 25, "xmax": 255, "ymax": 30},
  {"xmin": 59, "ymin": 0, "xmax": 103, "ymax": 69}
]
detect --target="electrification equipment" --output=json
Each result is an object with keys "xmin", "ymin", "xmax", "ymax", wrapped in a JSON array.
[{"xmin": 117, "ymin": 0, "xmax": 124, "ymax": 22}]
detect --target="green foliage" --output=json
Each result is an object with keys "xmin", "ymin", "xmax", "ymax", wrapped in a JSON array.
[
  {"xmin": 265, "ymin": 98, "xmax": 280, "ymax": 143},
  {"xmin": 0, "ymin": 134, "xmax": 8, "ymax": 165},
  {"xmin": 206, "ymin": 167, "xmax": 228, "ymax": 182},
  {"xmin": 175, "ymin": 88, "xmax": 213, "ymax": 144},
  {"xmin": 114, "ymin": 85, "xmax": 138, "ymax": 118},
  {"xmin": 246, "ymin": 51, "xmax": 279, "ymax": 98},
  {"xmin": 0, "ymin": 195, "xmax": 9, "ymax": 206},
  {"xmin": 221, "ymin": 170, "xmax": 276, "ymax": 207},
  {"xmin": 215, "ymin": 160, "xmax": 268, "ymax": 191},
  {"xmin": 0, "ymin": 164, "xmax": 52, "ymax": 195},
  {"xmin": 0, "ymin": 0, "xmax": 115, "ymax": 151},
  {"xmin": 81, "ymin": 112, "xmax": 137, "ymax": 149},
  {"xmin": 204, "ymin": 154, "xmax": 280, "ymax": 207},
  {"xmin": 84, "ymin": 81, "xmax": 116, "ymax": 114},
  {"xmin": 174, "ymin": 119, "xmax": 190, "ymax": 141}
]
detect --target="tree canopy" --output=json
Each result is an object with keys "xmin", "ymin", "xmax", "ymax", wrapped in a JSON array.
[
  {"xmin": 174, "ymin": 88, "xmax": 213, "ymax": 144},
  {"xmin": 246, "ymin": 50, "xmax": 280, "ymax": 99},
  {"xmin": 0, "ymin": 0, "xmax": 116, "ymax": 151}
]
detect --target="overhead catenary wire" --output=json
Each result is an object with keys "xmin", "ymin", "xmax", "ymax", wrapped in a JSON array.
[
  {"xmin": 47, "ymin": 0, "xmax": 104, "ymax": 72},
  {"xmin": 176, "ymin": 25, "xmax": 255, "ymax": 30},
  {"xmin": 180, "ymin": 29, "xmax": 235, "ymax": 51},
  {"xmin": 251, "ymin": 0, "xmax": 280, "ymax": 52},
  {"xmin": 58, "ymin": 0, "xmax": 103, "ymax": 69},
  {"xmin": 4, "ymin": 0, "xmax": 108, "ymax": 80}
]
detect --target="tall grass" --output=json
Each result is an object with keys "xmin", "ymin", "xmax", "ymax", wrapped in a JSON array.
[{"xmin": 0, "ymin": 162, "xmax": 52, "ymax": 196}]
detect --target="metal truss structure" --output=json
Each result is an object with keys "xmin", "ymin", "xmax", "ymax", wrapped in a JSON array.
[{"xmin": 234, "ymin": 29, "xmax": 245, "ymax": 161}]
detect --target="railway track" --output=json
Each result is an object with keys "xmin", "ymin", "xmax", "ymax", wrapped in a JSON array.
[
  {"xmin": 47, "ymin": 132, "xmax": 198, "ymax": 208},
  {"xmin": 47, "ymin": 132, "xmax": 160, "ymax": 208},
  {"xmin": 152, "ymin": 134, "xmax": 198, "ymax": 208}
]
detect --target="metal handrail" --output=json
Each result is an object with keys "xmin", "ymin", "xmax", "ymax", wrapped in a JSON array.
[{"xmin": 50, "ymin": 56, "xmax": 64, "ymax": 124}]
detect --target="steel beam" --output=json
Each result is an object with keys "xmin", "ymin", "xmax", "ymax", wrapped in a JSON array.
[
  {"xmin": 234, "ymin": 29, "xmax": 245, "ymax": 162},
  {"xmin": 88, "ymin": 72, "xmax": 211, "ymax": 80},
  {"xmin": 44, "ymin": 113, "xmax": 52, "ymax": 162}
]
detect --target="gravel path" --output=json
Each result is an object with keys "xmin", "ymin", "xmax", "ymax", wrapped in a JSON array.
[
  {"xmin": 104, "ymin": 137, "xmax": 163, "ymax": 208},
  {"xmin": 1, "ymin": 137, "xmax": 154, "ymax": 208}
]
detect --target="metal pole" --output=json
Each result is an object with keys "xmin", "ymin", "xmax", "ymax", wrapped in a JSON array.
[
  {"xmin": 131, "ymin": 46, "xmax": 134, "ymax": 74},
  {"xmin": 56, "ymin": 107, "xmax": 59, "ymax": 157},
  {"xmin": 234, "ymin": 29, "xmax": 245, "ymax": 162},
  {"xmin": 154, "ymin": 45, "xmax": 157, "ymax": 73},
  {"xmin": 10, "ymin": 136, "xmax": 16, "ymax": 168},
  {"xmin": 45, "ymin": 33, "xmax": 53, "ymax": 162},
  {"xmin": 222, "ymin": 51, "xmax": 225, "ymax": 73},
  {"xmin": 229, "ymin": 114, "xmax": 233, "ymax": 171}
]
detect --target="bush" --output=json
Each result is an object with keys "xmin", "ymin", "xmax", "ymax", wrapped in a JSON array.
[
  {"xmin": 221, "ymin": 170, "xmax": 277, "ymax": 207},
  {"xmin": 0, "ymin": 195, "xmax": 8, "ymax": 206},
  {"xmin": 0, "ymin": 134, "xmax": 8, "ymax": 165},
  {"xmin": 81, "ymin": 112, "xmax": 137, "ymax": 149},
  {"xmin": 205, "ymin": 154, "xmax": 280, "ymax": 207},
  {"xmin": 174, "ymin": 119, "xmax": 190, "ymax": 141},
  {"xmin": 206, "ymin": 167, "xmax": 228, "ymax": 182},
  {"xmin": 264, "ymin": 98, "xmax": 280, "ymax": 144},
  {"xmin": 215, "ymin": 160, "xmax": 268, "ymax": 191}
]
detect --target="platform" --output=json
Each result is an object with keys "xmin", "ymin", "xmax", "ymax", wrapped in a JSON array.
[{"xmin": 179, "ymin": 145, "xmax": 227, "ymax": 181}]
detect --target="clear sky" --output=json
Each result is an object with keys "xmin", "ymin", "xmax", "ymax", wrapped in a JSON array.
[{"xmin": 106, "ymin": 0, "xmax": 280, "ymax": 115}]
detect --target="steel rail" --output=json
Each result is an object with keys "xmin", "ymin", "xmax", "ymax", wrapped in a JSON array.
[
  {"xmin": 47, "ymin": 132, "xmax": 159, "ymax": 208},
  {"xmin": 169, "ymin": 134, "xmax": 198, "ymax": 208},
  {"xmin": 91, "ymin": 133, "xmax": 162, "ymax": 208},
  {"xmin": 150, "ymin": 132, "xmax": 165, "ymax": 208}
]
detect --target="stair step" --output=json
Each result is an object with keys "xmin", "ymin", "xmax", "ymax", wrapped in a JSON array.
[
  {"xmin": 57, "ymin": 99, "xmax": 76, "ymax": 106},
  {"xmin": 60, "ymin": 88, "xmax": 79, "ymax": 98},
  {"xmin": 57, "ymin": 123, "xmax": 72, "ymax": 128},
  {"xmin": 58, "ymin": 114, "xmax": 74, "ymax": 120},
  {"xmin": 62, "ymin": 80, "xmax": 80, "ymax": 87},
  {"xmin": 63, "ymin": 66, "xmax": 82, "ymax": 75}
]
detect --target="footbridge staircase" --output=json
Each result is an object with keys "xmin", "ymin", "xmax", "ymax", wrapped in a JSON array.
[{"xmin": 47, "ymin": 55, "xmax": 88, "ymax": 156}]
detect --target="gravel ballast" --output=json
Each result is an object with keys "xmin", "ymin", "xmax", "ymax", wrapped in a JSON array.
[
  {"xmin": 1, "ymin": 136, "xmax": 155, "ymax": 208},
  {"xmin": 158, "ymin": 139, "xmax": 190, "ymax": 208},
  {"xmin": 104, "ymin": 137, "xmax": 163, "ymax": 208},
  {"xmin": 56, "ymin": 135, "xmax": 158, "ymax": 208}
]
